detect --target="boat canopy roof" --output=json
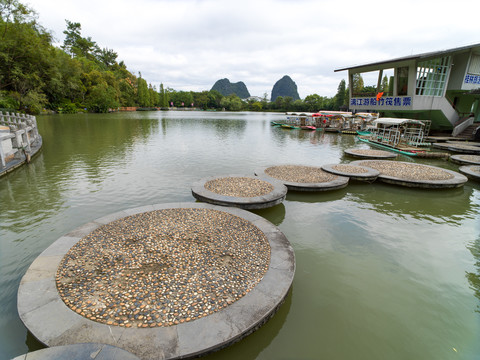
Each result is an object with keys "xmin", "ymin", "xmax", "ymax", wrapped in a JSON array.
[{"xmin": 373, "ymin": 117, "xmax": 425, "ymax": 126}]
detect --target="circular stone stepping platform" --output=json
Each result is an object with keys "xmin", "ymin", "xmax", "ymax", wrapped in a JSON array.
[
  {"xmin": 350, "ymin": 160, "xmax": 468, "ymax": 188},
  {"xmin": 321, "ymin": 163, "xmax": 379, "ymax": 181},
  {"xmin": 447, "ymin": 144, "xmax": 480, "ymax": 154},
  {"xmin": 432, "ymin": 142, "xmax": 454, "ymax": 150},
  {"xmin": 191, "ymin": 174, "xmax": 287, "ymax": 209},
  {"xmin": 18, "ymin": 203, "xmax": 295, "ymax": 360},
  {"xmin": 254, "ymin": 165, "xmax": 349, "ymax": 191},
  {"xmin": 12, "ymin": 343, "xmax": 140, "ymax": 360},
  {"xmin": 459, "ymin": 165, "xmax": 480, "ymax": 181},
  {"xmin": 446, "ymin": 140, "xmax": 479, "ymax": 146},
  {"xmin": 450, "ymin": 154, "xmax": 480, "ymax": 165},
  {"xmin": 344, "ymin": 148, "xmax": 397, "ymax": 159}
]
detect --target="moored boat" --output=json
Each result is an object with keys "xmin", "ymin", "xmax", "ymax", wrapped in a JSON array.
[{"xmin": 356, "ymin": 117, "xmax": 447, "ymax": 158}]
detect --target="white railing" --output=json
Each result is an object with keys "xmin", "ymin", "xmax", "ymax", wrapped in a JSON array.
[
  {"xmin": 0, "ymin": 111, "xmax": 41, "ymax": 171},
  {"xmin": 452, "ymin": 117, "xmax": 474, "ymax": 137}
]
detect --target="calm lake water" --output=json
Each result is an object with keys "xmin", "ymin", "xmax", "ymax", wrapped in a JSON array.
[{"xmin": 1, "ymin": 111, "xmax": 479, "ymax": 360}]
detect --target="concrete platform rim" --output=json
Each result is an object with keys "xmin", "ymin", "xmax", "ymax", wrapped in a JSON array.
[
  {"xmin": 191, "ymin": 174, "xmax": 287, "ymax": 209},
  {"xmin": 350, "ymin": 160, "xmax": 468, "ymax": 188},
  {"xmin": 321, "ymin": 163, "xmax": 380, "ymax": 181},
  {"xmin": 447, "ymin": 145, "xmax": 480, "ymax": 154},
  {"xmin": 17, "ymin": 202, "xmax": 295, "ymax": 360},
  {"xmin": 450, "ymin": 154, "xmax": 480, "ymax": 165},
  {"xmin": 343, "ymin": 148, "xmax": 397, "ymax": 159},
  {"xmin": 254, "ymin": 165, "xmax": 349, "ymax": 192},
  {"xmin": 458, "ymin": 165, "xmax": 480, "ymax": 181}
]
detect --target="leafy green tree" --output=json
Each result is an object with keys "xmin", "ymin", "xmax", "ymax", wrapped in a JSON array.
[
  {"xmin": 304, "ymin": 94, "xmax": 323, "ymax": 112},
  {"xmin": 352, "ymin": 73, "xmax": 364, "ymax": 96},
  {"xmin": 148, "ymin": 84, "xmax": 159, "ymax": 106},
  {"xmin": 193, "ymin": 91, "xmax": 209, "ymax": 109},
  {"xmin": 220, "ymin": 94, "xmax": 243, "ymax": 111},
  {"xmin": 169, "ymin": 90, "xmax": 194, "ymax": 107},
  {"xmin": 381, "ymin": 75, "xmax": 389, "ymax": 92},
  {"xmin": 334, "ymin": 79, "xmax": 346, "ymax": 110},
  {"xmin": 137, "ymin": 76, "xmax": 150, "ymax": 107},
  {"xmin": 86, "ymin": 83, "xmax": 118, "ymax": 112},
  {"xmin": 292, "ymin": 99, "xmax": 304, "ymax": 111},
  {"xmin": 62, "ymin": 20, "xmax": 100, "ymax": 60},
  {"xmin": 0, "ymin": 2, "xmax": 54, "ymax": 111},
  {"xmin": 159, "ymin": 83, "xmax": 168, "ymax": 107},
  {"xmin": 0, "ymin": 0, "xmax": 36, "ymax": 27},
  {"xmin": 97, "ymin": 48, "xmax": 118, "ymax": 69},
  {"xmin": 207, "ymin": 90, "xmax": 223, "ymax": 109},
  {"xmin": 283, "ymin": 96, "xmax": 293, "ymax": 111},
  {"xmin": 261, "ymin": 92, "xmax": 269, "ymax": 109},
  {"xmin": 21, "ymin": 89, "xmax": 47, "ymax": 113},
  {"xmin": 274, "ymin": 96, "xmax": 284, "ymax": 110},
  {"xmin": 251, "ymin": 102, "xmax": 262, "ymax": 111},
  {"xmin": 118, "ymin": 78, "xmax": 136, "ymax": 106}
]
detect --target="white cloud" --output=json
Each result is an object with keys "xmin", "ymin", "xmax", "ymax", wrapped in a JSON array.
[{"xmin": 27, "ymin": 0, "xmax": 480, "ymax": 98}]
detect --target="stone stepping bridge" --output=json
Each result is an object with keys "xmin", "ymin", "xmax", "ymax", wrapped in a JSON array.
[
  {"xmin": 446, "ymin": 143, "xmax": 480, "ymax": 154},
  {"xmin": 459, "ymin": 165, "xmax": 480, "ymax": 182},
  {"xmin": 344, "ymin": 148, "xmax": 397, "ymax": 159},
  {"xmin": 350, "ymin": 160, "xmax": 468, "ymax": 188},
  {"xmin": 18, "ymin": 203, "xmax": 295, "ymax": 360},
  {"xmin": 321, "ymin": 163, "xmax": 380, "ymax": 182},
  {"xmin": 432, "ymin": 142, "xmax": 455, "ymax": 150},
  {"xmin": 450, "ymin": 154, "xmax": 480, "ymax": 165},
  {"xmin": 254, "ymin": 165, "xmax": 349, "ymax": 191},
  {"xmin": 191, "ymin": 174, "xmax": 287, "ymax": 209}
]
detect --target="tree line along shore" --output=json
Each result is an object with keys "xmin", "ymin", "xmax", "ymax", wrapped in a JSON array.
[{"xmin": 0, "ymin": 0, "xmax": 371, "ymax": 115}]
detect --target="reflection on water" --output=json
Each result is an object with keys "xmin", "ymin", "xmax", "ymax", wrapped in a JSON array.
[
  {"xmin": 1, "ymin": 111, "xmax": 480, "ymax": 360},
  {"xmin": 204, "ymin": 289, "xmax": 293, "ymax": 360},
  {"xmin": 345, "ymin": 181, "xmax": 478, "ymax": 225},
  {"xmin": 250, "ymin": 203, "xmax": 286, "ymax": 226},
  {"xmin": 467, "ymin": 237, "xmax": 480, "ymax": 312}
]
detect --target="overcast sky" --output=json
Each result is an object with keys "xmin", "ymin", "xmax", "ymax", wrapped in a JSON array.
[{"xmin": 27, "ymin": 0, "xmax": 480, "ymax": 98}]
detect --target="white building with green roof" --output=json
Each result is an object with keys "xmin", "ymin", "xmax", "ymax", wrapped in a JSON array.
[{"xmin": 335, "ymin": 43, "xmax": 480, "ymax": 134}]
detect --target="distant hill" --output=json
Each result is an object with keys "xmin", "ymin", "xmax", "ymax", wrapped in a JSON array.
[
  {"xmin": 271, "ymin": 75, "xmax": 300, "ymax": 101},
  {"xmin": 211, "ymin": 78, "xmax": 250, "ymax": 99}
]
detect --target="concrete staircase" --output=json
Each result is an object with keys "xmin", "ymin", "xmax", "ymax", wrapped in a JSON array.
[{"xmin": 455, "ymin": 124, "xmax": 480, "ymax": 140}]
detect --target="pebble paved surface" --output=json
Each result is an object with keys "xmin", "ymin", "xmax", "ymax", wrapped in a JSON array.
[
  {"xmin": 348, "ymin": 149, "xmax": 395, "ymax": 156},
  {"xmin": 204, "ymin": 177, "xmax": 274, "ymax": 197},
  {"xmin": 448, "ymin": 144, "xmax": 480, "ymax": 153},
  {"xmin": 456, "ymin": 155, "xmax": 480, "ymax": 162},
  {"xmin": 56, "ymin": 208, "xmax": 270, "ymax": 328},
  {"xmin": 265, "ymin": 165, "xmax": 337, "ymax": 183},
  {"xmin": 357, "ymin": 160, "xmax": 454, "ymax": 180},
  {"xmin": 331, "ymin": 164, "xmax": 369, "ymax": 174}
]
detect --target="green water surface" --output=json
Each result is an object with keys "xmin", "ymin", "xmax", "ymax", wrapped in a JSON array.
[{"xmin": 1, "ymin": 111, "xmax": 479, "ymax": 360}]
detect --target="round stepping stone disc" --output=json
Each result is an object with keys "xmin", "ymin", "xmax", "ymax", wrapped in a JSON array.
[
  {"xmin": 458, "ymin": 165, "xmax": 480, "ymax": 181},
  {"xmin": 191, "ymin": 174, "xmax": 287, "ymax": 209},
  {"xmin": 351, "ymin": 160, "xmax": 468, "ymax": 188},
  {"xmin": 18, "ymin": 203, "xmax": 295, "ymax": 360},
  {"xmin": 321, "ymin": 163, "xmax": 379, "ymax": 181},
  {"xmin": 344, "ymin": 148, "xmax": 397, "ymax": 159},
  {"xmin": 450, "ymin": 154, "xmax": 480, "ymax": 165},
  {"xmin": 254, "ymin": 165, "xmax": 349, "ymax": 191}
]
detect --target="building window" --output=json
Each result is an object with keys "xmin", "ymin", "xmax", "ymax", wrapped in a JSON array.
[
  {"xmin": 468, "ymin": 54, "xmax": 480, "ymax": 75},
  {"xmin": 415, "ymin": 56, "xmax": 451, "ymax": 96},
  {"xmin": 397, "ymin": 67, "xmax": 409, "ymax": 95}
]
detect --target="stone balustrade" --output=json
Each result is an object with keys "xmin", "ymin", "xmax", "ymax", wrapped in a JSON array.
[{"xmin": 0, "ymin": 111, "xmax": 42, "ymax": 176}]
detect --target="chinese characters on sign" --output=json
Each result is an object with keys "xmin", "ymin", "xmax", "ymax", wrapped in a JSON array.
[
  {"xmin": 350, "ymin": 97, "xmax": 412, "ymax": 107},
  {"xmin": 464, "ymin": 74, "xmax": 480, "ymax": 84}
]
